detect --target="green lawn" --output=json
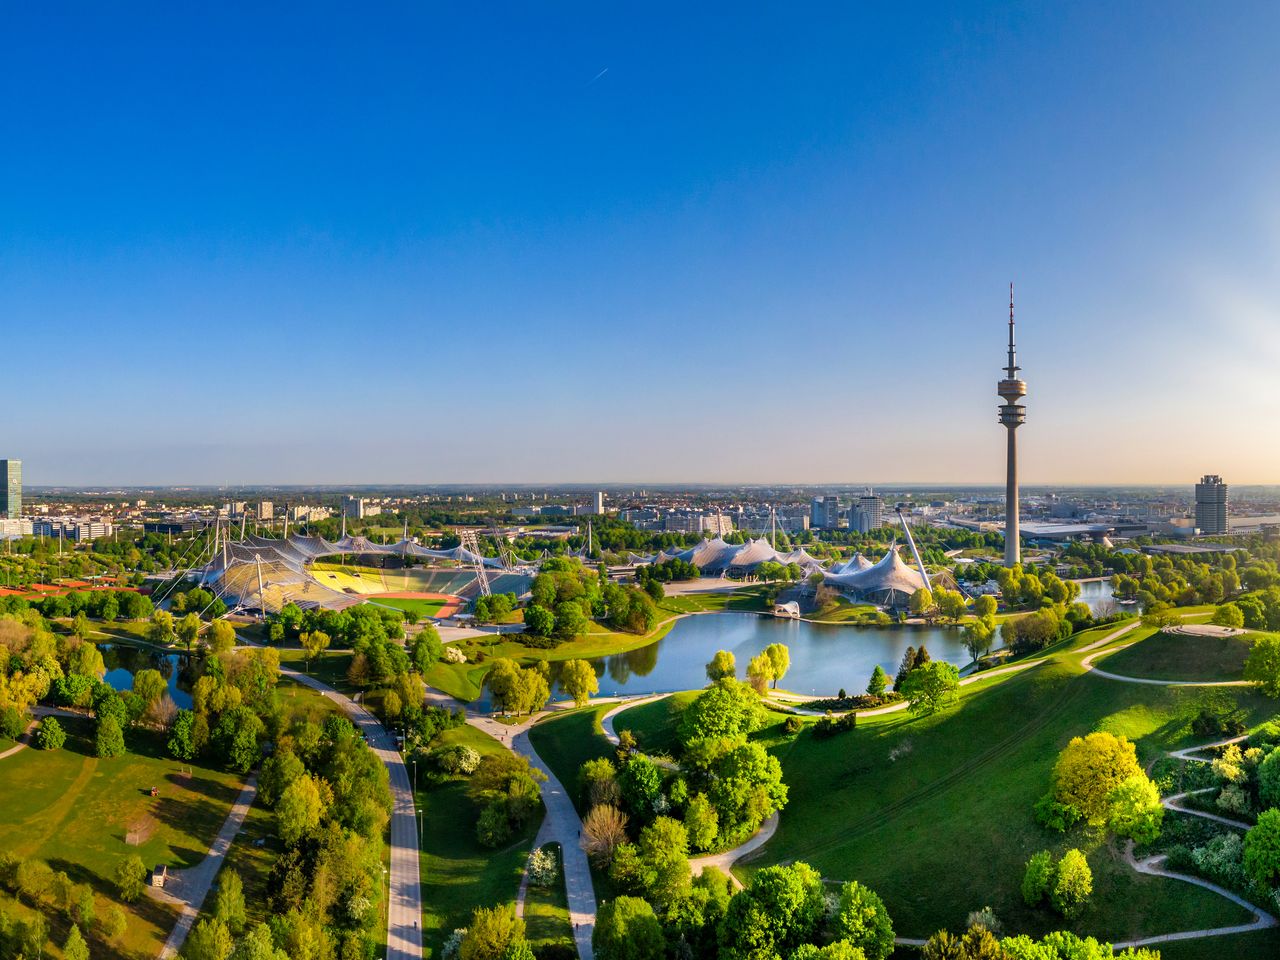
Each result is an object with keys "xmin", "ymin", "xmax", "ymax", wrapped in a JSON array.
[
  {"xmin": 1095, "ymin": 629, "xmax": 1256, "ymax": 682},
  {"xmin": 1157, "ymin": 928, "xmax": 1280, "ymax": 959},
  {"xmin": 0, "ymin": 717, "xmax": 247, "ymax": 959},
  {"xmin": 373, "ymin": 597, "xmax": 446, "ymax": 618},
  {"xmin": 419, "ymin": 725, "xmax": 540, "ymax": 957},
  {"xmin": 523, "ymin": 843, "xmax": 573, "ymax": 951},
  {"xmin": 756, "ymin": 627, "xmax": 1276, "ymax": 943},
  {"xmin": 609, "ymin": 693, "xmax": 698, "ymax": 757},
  {"xmin": 656, "ymin": 584, "xmax": 772, "ymax": 615},
  {"xmin": 803, "ymin": 599, "xmax": 881, "ymax": 624}
]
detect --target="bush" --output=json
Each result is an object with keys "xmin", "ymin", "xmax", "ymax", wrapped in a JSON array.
[
  {"xmin": 1192, "ymin": 706, "xmax": 1247, "ymax": 738},
  {"xmin": 0, "ymin": 706, "xmax": 27, "ymax": 741},
  {"xmin": 434, "ymin": 744, "xmax": 482, "ymax": 776},
  {"xmin": 813, "ymin": 713, "xmax": 857, "ymax": 739},
  {"xmin": 36, "ymin": 717, "xmax": 66, "ymax": 750},
  {"xmin": 1190, "ymin": 832, "xmax": 1250, "ymax": 891},
  {"xmin": 783, "ymin": 716, "xmax": 804, "ymax": 735},
  {"xmin": 1022, "ymin": 851, "xmax": 1054, "ymax": 906},
  {"xmin": 1033, "ymin": 793, "xmax": 1082, "ymax": 832},
  {"xmin": 527, "ymin": 846, "xmax": 560, "ymax": 887},
  {"xmin": 1050, "ymin": 849, "xmax": 1093, "ymax": 917}
]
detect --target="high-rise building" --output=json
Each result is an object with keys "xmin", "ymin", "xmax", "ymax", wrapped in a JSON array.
[
  {"xmin": 0, "ymin": 460, "xmax": 21, "ymax": 519},
  {"xmin": 853, "ymin": 491, "xmax": 884, "ymax": 532},
  {"xmin": 810, "ymin": 495, "xmax": 847, "ymax": 531},
  {"xmin": 997, "ymin": 286, "xmax": 1027, "ymax": 567},
  {"xmin": 342, "ymin": 496, "xmax": 366, "ymax": 519},
  {"xmin": 592, "ymin": 491, "xmax": 605, "ymax": 515},
  {"xmin": 1194, "ymin": 475, "xmax": 1229, "ymax": 535},
  {"xmin": 257, "ymin": 501, "xmax": 274, "ymax": 520}
]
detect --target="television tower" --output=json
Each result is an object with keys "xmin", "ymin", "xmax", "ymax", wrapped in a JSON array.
[{"xmin": 997, "ymin": 284, "xmax": 1027, "ymax": 567}]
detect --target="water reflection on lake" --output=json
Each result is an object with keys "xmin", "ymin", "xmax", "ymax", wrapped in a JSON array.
[
  {"xmin": 526, "ymin": 612, "xmax": 972, "ymax": 704},
  {"xmin": 1074, "ymin": 578, "xmax": 1116, "ymax": 615},
  {"xmin": 99, "ymin": 643, "xmax": 194, "ymax": 709}
]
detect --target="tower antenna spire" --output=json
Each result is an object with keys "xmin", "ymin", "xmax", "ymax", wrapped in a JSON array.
[{"xmin": 1006, "ymin": 282, "xmax": 1019, "ymax": 378}]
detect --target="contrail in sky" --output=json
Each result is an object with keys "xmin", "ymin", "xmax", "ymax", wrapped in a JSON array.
[{"xmin": 587, "ymin": 67, "xmax": 608, "ymax": 85}]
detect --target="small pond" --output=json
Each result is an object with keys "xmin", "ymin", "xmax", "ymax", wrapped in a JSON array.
[{"xmin": 99, "ymin": 643, "xmax": 194, "ymax": 709}]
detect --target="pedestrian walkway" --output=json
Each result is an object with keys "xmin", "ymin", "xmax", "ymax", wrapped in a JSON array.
[{"xmin": 155, "ymin": 773, "xmax": 259, "ymax": 959}]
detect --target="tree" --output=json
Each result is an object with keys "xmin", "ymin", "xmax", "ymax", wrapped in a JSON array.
[
  {"xmin": 148, "ymin": 609, "xmax": 176, "ymax": 645},
  {"xmin": 96, "ymin": 715, "xmax": 126, "ymax": 758},
  {"xmin": 207, "ymin": 620, "xmax": 237, "ymax": 654},
  {"xmin": 300, "ymin": 630, "xmax": 331, "ymax": 671},
  {"xmin": 553, "ymin": 601, "xmax": 590, "ymax": 641},
  {"xmin": 115, "ymin": 855, "xmax": 147, "ymax": 902},
  {"xmin": 900, "ymin": 662, "xmax": 960, "ymax": 716},
  {"xmin": 764, "ymin": 643, "xmax": 790, "ymax": 689},
  {"xmin": 214, "ymin": 868, "xmax": 247, "ymax": 933},
  {"xmin": 133, "ymin": 668, "xmax": 166, "ymax": 706},
  {"xmin": 909, "ymin": 588, "xmax": 935, "ymax": 620},
  {"xmin": 102, "ymin": 905, "xmax": 128, "ymax": 942},
  {"xmin": 894, "ymin": 646, "xmax": 916, "ymax": 691},
  {"xmin": 561, "ymin": 659, "xmax": 600, "ymax": 707},
  {"xmin": 460, "ymin": 906, "xmax": 528, "ymax": 960},
  {"xmin": 523, "ymin": 604, "xmax": 554, "ymax": 638},
  {"xmin": 936, "ymin": 589, "xmax": 968, "ymax": 624},
  {"xmin": 1052, "ymin": 732, "xmax": 1143, "ymax": 823},
  {"xmin": 1050, "ymin": 849, "xmax": 1093, "ymax": 917},
  {"xmin": 1245, "ymin": 636, "xmax": 1280, "ymax": 697},
  {"xmin": 706, "ymin": 649, "xmax": 736, "ymax": 682},
  {"xmin": 1244, "ymin": 808, "xmax": 1280, "ymax": 886},
  {"xmin": 384, "ymin": 690, "xmax": 402, "ymax": 722},
  {"xmin": 746, "ymin": 653, "xmax": 775, "ymax": 694},
  {"xmin": 1259, "ymin": 747, "xmax": 1280, "ymax": 809},
  {"xmin": 593, "ymin": 897, "xmax": 664, "ymax": 960},
  {"xmin": 684, "ymin": 793, "xmax": 719, "ymax": 851},
  {"xmin": 720, "ymin": 862, "xmax": 825, "ymax": 960},
  {"xmin": 618, "ymin": 756, "xmax": 662, "ymax": 816},
  {"xmin": 832, "ymin": 881, "xmax": 895, "ymax": 960},
  {"xmin": 276, "ymin": 774, "xmax": 325, "ymax": 845},
  {"xmin": 64, "ymin": 924, "xmax": 89, "ymax": 960},
  {"xmin": 184, "ymin": 918, "xmax": 233, "ymax": 960},
  {"xmin": 177, "ymin": 613, "xmax": 201, "ymax": 652},
  {"xmin": 678, "ymin": 680, "xmax": 765, "ymax": 747},
  {"xmin": 1022, "ymin": 850, "xmax": 1054, "ymax": 906},
  {"xmin": 963, "ymin": 620, "xmax": 994, "ymax": 667},
  {"xmin": 233, "ymin": 924, "xmax": 288, "ymax": 960},
  {"xmin": 866, "ymin": 665, "xmax": 888, "ymax": 698},
  {"xmin": 1211, "ymin": 603, "xmax": 1244, "ymax": 628},
  {"xmin": 582, "ymin": 804, "xmax": 629, "ymax": 866},
  {"xmin": 1107, "ymin": 774, "xmax": 1164, "ymax": 844},
  {"xmin": 168, "ymin": 709, "xmax": 200, "ymax": 760},
  {"xmin": 974, "ymin": 595, "xmax": 998, "ymax": 621},
  {"xmin": 37, "ymin": 717, "xmax": 66, "ymax": 750},
  {"xmin": 72, "ymin": 882, "xmax": 95, "ymax": 928}
]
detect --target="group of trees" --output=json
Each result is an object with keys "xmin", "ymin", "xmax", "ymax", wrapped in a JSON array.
[
  {"xmin": 577, "ymin": 675, "xmax": 788, "ymax": 909},
  {"xmin": 919, "ymin": 921, "xmax": 1159, "ymax": 960},
  {"xmin": 186, "ymin": 712, "xmax": 397, "ymax": 960},
  {"xmin": 907, "ymin": 586, "xmax": 970, "ymax": 624},
  {"xmin": 886, "ymin": 644, "xmax": 960, "ymax": 716},
  {"xmin": 0, "ymin": 850, "xmax": 131, "ymax": 959},
  {"xmin": 586, "ymin": 861, "xmax": 895, "ymax": 960},
  {"xmin": 1036, "ymin": 732, "xmax": 1164, "ymax": 844},
  {"xmin": 470, "ymin": 752, "xmax": 546, "ymax": 848},
  {"xmin": 1022, "ymin": 849, "xmax": 1093, "ymax": 918}
]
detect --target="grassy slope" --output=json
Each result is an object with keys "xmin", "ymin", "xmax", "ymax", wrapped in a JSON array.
[
  {"xmin": 526, "ymin": 706, "xmax": 615, "ymax": 815},
  {"xmin": 277, "ymin": 648, "xmax": 357, "ymax": 693},
  {"xmin": 758, "ymin": 625, "xmax": 1277, "ymax": 943},
  {"xmin": 1097, "ymin": 630, "xmax": 1256, "ymax": 682},
  {"xmin": 419, "ymin": 724, "xmax": 539, "ymax": 957},
  {"xmin": 523, "ymin": 843, "xmax": 573, "ymax": 951},
  {"xmin": 0, "ymin": 717, "xmax": 246, "ymax": 959}
]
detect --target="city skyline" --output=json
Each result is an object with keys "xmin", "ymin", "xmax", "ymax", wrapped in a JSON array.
[{"xmin": 5, "ymin": 3, "xmax": 1280, "ymax": 485}]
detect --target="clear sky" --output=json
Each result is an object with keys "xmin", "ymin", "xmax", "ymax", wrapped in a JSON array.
[{"xmin": 4, "ymin": 2, "xmax": 1280, "ymax": 486}]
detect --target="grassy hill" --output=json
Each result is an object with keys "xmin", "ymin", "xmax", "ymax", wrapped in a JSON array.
[{"xmin": 758, "ymin": 625, "xmax": 1276, "ymax": 942}]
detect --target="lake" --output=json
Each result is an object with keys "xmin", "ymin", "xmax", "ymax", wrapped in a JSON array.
[
  {"xmin": 99, "ymin": 643, "xmax": 194, "ymax": 709},
  {"xmin": 1074, "ymin": 578, "xmax": 1117, "ymax": 614},
  {"xmin": 533, "ymin": 612, "xmax": 971, "ymax": 704}
]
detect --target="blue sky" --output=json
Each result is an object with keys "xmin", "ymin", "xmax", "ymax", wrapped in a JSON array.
[{"xmin": 4, "ymin": 2, "xmax": 1280, "ymax": 485}]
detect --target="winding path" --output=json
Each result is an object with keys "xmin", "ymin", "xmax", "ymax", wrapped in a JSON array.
[
  {"xmin": 689, "ymin": 813, "xmax": 779, "ymax": 889},
  {"xmin": 0, "ymin": 706, "xmax": 80, "ymax": 761}
]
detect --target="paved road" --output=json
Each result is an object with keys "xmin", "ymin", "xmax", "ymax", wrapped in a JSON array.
[
  {"xmin": 280, "ymin": 665, "xmax": 424, "ymax": 960},
  {"xmin": 688, "ymin": 812, "xmax": 779, "ymax": 889},
  {"xmin": 156, "ymin": 773, "xmax": 259, "ymax": 959}
]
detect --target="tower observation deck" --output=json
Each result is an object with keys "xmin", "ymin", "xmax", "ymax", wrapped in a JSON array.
[{"xmin": 998, "ymin": 284, "xmax": 1026, "ymax": 567}]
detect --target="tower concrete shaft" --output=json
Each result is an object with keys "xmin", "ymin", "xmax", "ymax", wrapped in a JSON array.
[{"xmin": 997, "ymin": 284, "xmax": 1026, "ymax": 567}]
